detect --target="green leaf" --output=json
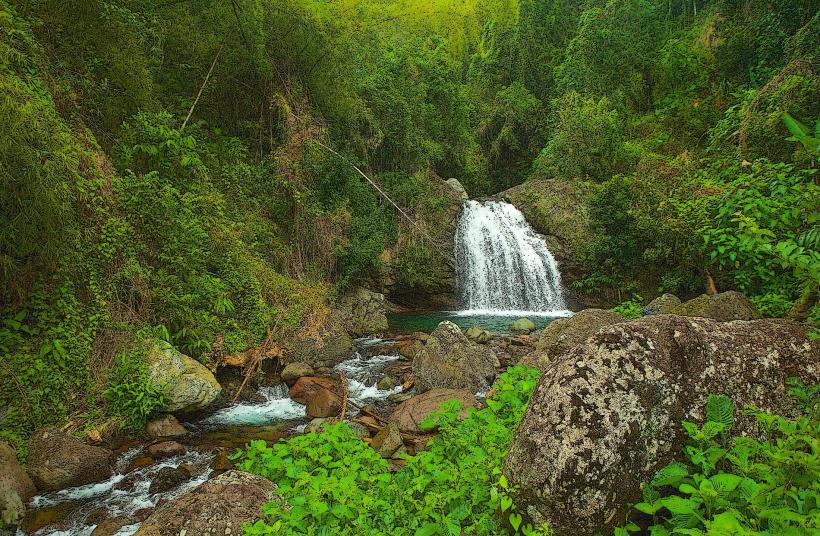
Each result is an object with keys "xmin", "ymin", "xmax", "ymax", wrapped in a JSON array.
[{"xmin": 509, "ymin": 513, "xmax": 522, "ymax": 532}]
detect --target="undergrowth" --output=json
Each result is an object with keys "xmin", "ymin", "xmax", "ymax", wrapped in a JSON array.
[
  {"xmin": 616, "ymin": 381, "xmax": 819, "ymax": 535},
  {"xmin": 235, "ymin": 365, "xmax": 551, "ymax": 535}
]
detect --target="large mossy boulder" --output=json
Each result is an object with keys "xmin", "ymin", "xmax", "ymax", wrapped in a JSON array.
[
  {"xmin": 520, "ymin": 309, "xmax": 625, "ymax": 372},
  {"xmin": 642, "ymin": 293, "xmax": 681, "ymax": 315},
  {"xmin": 412, "ymin": 321, "xmax": 497, "ymax": 394},
  {"xmin": 286, "ymin": 310, "xmax": 355, "ymax": 369},
  {"xmin": 670, "ymin": 291, "xmax": 760, "ymax": 321},
  {"xmin": 27, "ymin": 427, "xmax": 114, "ymax": 491},
  {"xmin": 135, "ymin": 470, "xmax": 277, "ymax": 535},
  {"xmin": 146, "ymin": 340, "xmax": 221, "ymax": 414},
  {"xmin": 336, "ymin": 287, "xmax": 389, "ymax": 337},
  {"xmin": 504, "ymin": 316, "xmax": 818, "ymax": 536}
]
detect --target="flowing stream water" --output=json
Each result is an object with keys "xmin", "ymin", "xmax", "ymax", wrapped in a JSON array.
[
  {"xmin": 454, "ymin": 200, "xmax": 567, "ymax": 313},
  {"xmin": 21, "ymin": 338, "xmax": 403, "ymax": 536}
]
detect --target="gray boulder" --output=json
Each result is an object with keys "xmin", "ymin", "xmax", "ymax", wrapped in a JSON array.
[
  {"xmin": 135, "ymin": 470, "xmax": 277, "ymax": 536},
  {"xmin": 27, "ymin": 427, "xmax": 114, "ymax": 491},
  {"xmin": 336, "ymin": 287, "xmax": 389, "ymax": 337},
  {"xmin": 146, "ymin": 340, "xmax": 222, "ymax": 414},
  {"xmin": 519, "ymin": 309, "xmax": 625, "ymax": 372},
  {"xmin": 413, "ymin": 322, "xmax": 497, "ymax": 394},
  {"xmin": 642, "ymin": 293, "xmax": 681, "ymax": 315},
  {"xmin": 670, "ymin": 291, "xmax": 760, "ymax": 321},
  {"xmin": 281, "ymin": 362, "xmax": 315, "ymax": 386},
  {"xmin": 444, "ymin": 178, "xmax": 469, "ymax": 200},
  {"xmin": 504, "ymin": 315, "xmax": 818, "ymax": 536}
]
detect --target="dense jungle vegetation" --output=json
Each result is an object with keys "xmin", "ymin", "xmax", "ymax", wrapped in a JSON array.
[{"xmin": 0, "ymin": 0, "xmax": 818, "ymax": 498}]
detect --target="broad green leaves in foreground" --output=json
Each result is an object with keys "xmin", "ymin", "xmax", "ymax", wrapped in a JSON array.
[
  {"xmin": 617, "ymin": 387, "xmax": 819, "ymax": 535},
  {"xmin": 235, "ymin": 366, "xmax": 550, "ymax": 535}
]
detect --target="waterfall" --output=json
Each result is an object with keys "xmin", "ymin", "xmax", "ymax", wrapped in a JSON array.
[{"xmin": 454, "ymin": 200, "xmax": 566, "ymax": 313}]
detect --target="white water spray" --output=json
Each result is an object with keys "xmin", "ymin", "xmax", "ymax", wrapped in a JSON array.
[{"xmin": 454, "ymin": 200, "xmax": 566, "ymax": 313}]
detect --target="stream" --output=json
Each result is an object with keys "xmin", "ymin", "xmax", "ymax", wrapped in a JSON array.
[{"xmin": 20, "ymin": 337, "xmax": 405, "ymax": 536}]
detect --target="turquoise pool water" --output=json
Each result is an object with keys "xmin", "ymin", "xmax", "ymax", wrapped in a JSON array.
[{"xmin": 388, "ymin": 310, "xmax": 572, "ymax": 334}]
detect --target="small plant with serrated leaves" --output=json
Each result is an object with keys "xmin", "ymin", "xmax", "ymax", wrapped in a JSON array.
[{"xmin": 616, "ymin": 388, "xmax": 819, "ymax": 535}]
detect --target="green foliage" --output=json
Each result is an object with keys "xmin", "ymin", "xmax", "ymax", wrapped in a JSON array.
[
  {"xmin": 613, "ymin": 295, "xmax": 645, "ymax": 319},
  {"xmin": 783, "ymin": 113, "xmax": 820, "ymax": 159},
  {"xmin": 617, "ymin": 389, "xmax": 819, "ymax": 535},
  {"xmin": 700, "ymin": 160, "xmax": 819, "ymax": 303},
  {"xmin": 102, "ymin": 337, "xmax": 167, "ymax": 432},
  {"xmin": 535, "ymin": 92, "xmax": 633, "ymax": 182},
  {"xmin": 236, "ymin": 366, "xmax": 551, "ymax": 535}
]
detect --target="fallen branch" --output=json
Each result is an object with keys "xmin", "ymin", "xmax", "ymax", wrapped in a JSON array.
[
  {"xmin": 181, "ymin": 42, "xmax": 224, "ymax": 131},
  {"xmin": 338, "ymin": 371, "xmax": 349, "ymax": 420}
]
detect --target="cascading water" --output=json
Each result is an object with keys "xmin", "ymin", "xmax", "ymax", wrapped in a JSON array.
[{"xmin": 454, "ymin": 200, "xmax": 566, "ymax": 313}]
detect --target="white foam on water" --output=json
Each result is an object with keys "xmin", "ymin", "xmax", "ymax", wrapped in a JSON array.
[
  {"xmin": 26, "ymin": 449, "xmax": 214, "ymax": 536},
  {"xmin": 346, "ymin": 377, "xmax": 403, "ymax": 406},
  {"xmin": 335, "ymin": 351, "xmax": 403, "ymax": 406},
  {"xmin": 449, "ymin": 309, "xmax": 574, "ymax": 317},
  {"xmin": 455, "ymin": 200, "xmax": 567, "ymax": 312},
  {"xmin": 200, "ymin": 384, "xmax": 306, "ymax": 426}
]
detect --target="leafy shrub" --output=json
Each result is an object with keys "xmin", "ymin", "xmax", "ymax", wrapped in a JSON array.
[
  {"xmin": 103, "ymin": 338, "xmax": 167, "ymax": 432},
  {"xmin": 235, "ymin": 366, "xmax": 551, "ymax": 535},
  {"xmin": 616, "ymin": 387, "xmax": 819, "ymax": 535},
  {"xmin": 700, "ymin": 160, "xmax": 818, "ymax": 306},
  {"xmin": 613, "ymin": 295, "xmax": 645, "ymax": 319}
]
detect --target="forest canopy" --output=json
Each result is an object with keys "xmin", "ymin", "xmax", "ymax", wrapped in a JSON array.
[{"xmin": 1, "ymin": 0, "xmax": 818, "ymax": 452}]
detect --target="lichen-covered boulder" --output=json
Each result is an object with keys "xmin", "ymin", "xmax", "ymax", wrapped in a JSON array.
[
  {"xmin": 146, "ymin": 340, "xmax": 222, "ymax": 414},
  {"xmin": 412, "ymin": 321, "xmax": 497, "ymax": 394},
  {"xmin": 336, "ymin": 287, "xmax": 389, "ymax": 337},
  {"xmin": 642, "ymin": 293, "xmax": 681, "ymax": 315},
  {"xmin": 388, "ymin": 388, "xmax": 479, "ymax": 433},
  {"xmin": 134, "ymin": 470, "xmax": 277, "ymax": 536},
  {"xmin": 444, "ymin": 178, "xmax": 469, "ymax": 200},
  {"xmin": 27, "ymin": 427, "xmax": 114, "ymax": 491},
  {"xmin": 519, "ymin": 309, "xmax": 625, "ymax": 372},
  {"xmin": 670, "ymin": 291, "xmax": 760, "ymax": 321},
  {"xmin": 504, "ymin": 316, "xmax": 818, "ymax": 536}
]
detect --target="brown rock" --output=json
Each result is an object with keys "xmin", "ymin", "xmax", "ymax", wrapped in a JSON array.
[
  {"xmin": 27, "ymin": 427, "xmax": 114, "ymax": 491},
  {"xmin": 370, "ymin": 423, "xmax": 403, "ymax": 458},
  {"xmin": 148, "ymin": 465, "xmax": 191, "ymax": 495},
  {"xmin": 0, "ymin": 441, "xmax": 35, "ymax": 501},
  {"xmin": 134, "ymin": 470, "xmax": 277, "ymax": 536},
  {"xmin": 504, "ymin": 316, "xmax": 818, "ymax": 536},
  {"xmin": 146, "ymin": 414, "xmax": 188, "ymax": 439},
  {"xmin": 412, "ymin": 321, "xmax": 496, "ymax": 393},
  {"xmin": 288, "ymin": 376, "xmax": 338, "ymax": 404},
  {"xmin": 306, "ymin": 389, "xmax": 342, "ymax": 419},
  {"xmin": 91, "ymin": 516, "xmax": 132, "ymax": 536},
  {"xmin": 147, "ymin": 441, "xmax": 185, "ymax": 459},
  {"xmin": 388, "ymin": 389, "xmax": 479, "ymax": 434}
]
